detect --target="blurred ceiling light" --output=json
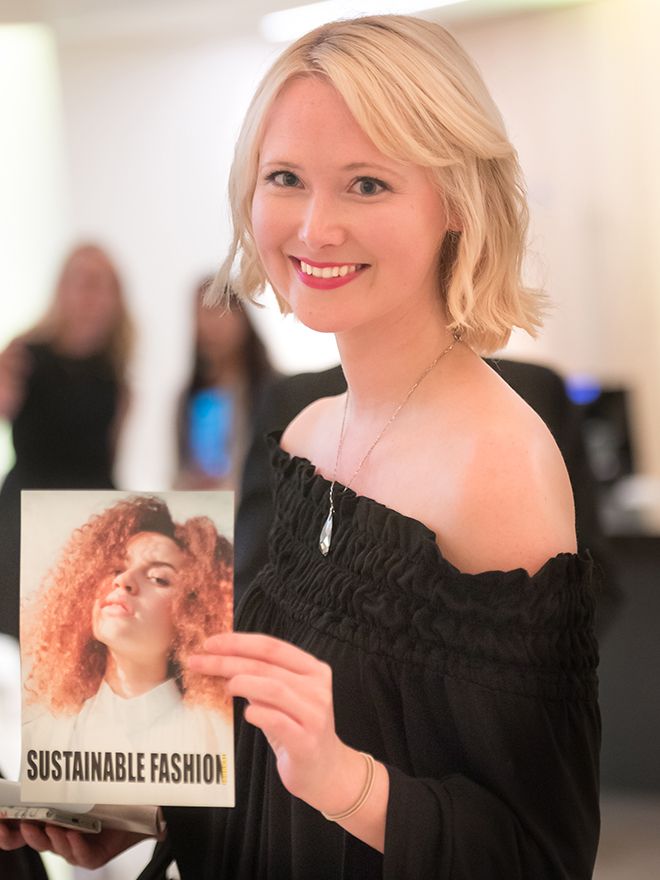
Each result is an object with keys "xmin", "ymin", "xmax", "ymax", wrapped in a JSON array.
[{"xmin": 260, "ymin": 0, "xmax": 468, "ymax": 43}]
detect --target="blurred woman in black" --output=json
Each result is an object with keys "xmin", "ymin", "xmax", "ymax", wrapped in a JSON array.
[{"xmin": 0, "ymin": 243, "xmax": 133, "ymax": 640}]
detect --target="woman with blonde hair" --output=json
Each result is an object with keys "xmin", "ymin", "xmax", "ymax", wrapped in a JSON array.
[{"xmin": 1, "ymin": 16, "xmax": 599, "ymax": 879}]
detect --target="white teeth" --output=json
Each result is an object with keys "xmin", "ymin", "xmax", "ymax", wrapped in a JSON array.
[{"xmin": 299, "ymin": 260, "xmax": 361, "ymax": 279}]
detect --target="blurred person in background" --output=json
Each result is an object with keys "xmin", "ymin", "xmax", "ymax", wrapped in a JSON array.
[
  {"xmin": 176, "ymin": 277, "xmax": 275, "ymax": 492},
  {"xmin": 0, "ymin": 243, "xmax": 133, "ymax": 641}
]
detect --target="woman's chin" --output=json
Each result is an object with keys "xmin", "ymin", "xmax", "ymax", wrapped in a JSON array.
[
  {"xmin": 287, "ymin": 300, "xmax": 363, "ymax": 335},
  {"xmin": 269, "ymin": 281, "xmax": 357, "ymax": 335},
  {"xmin": 294, "ymin": 315, "xmax": 344, "ymax": 335}
]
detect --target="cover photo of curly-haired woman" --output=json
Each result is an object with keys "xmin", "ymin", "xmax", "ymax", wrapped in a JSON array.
[{"xmin": 20, "ymin": 491, "xmax": 234, "ymax": 807}]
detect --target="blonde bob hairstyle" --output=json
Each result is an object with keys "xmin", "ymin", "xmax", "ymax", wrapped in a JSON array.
[{"xmin": 210, "ymin": 14, "xmax": 544, "ymax": 354}]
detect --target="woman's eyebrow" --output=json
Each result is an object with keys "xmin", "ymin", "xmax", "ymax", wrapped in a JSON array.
[
  {"xmin": 260, "ymin": 160, "xmax": 302, "ymax": 169},
  {"xmin": 341, "ymin": 161, "xmax": 402, "ymax": 177},
  {"xmin": 147, "ymin": 560, "xmax": 178, "ymax": 571}
]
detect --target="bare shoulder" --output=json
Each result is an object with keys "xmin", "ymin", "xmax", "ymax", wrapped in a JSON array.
[
  {"xmin": 437, "ymin": 369, "xmax": 577, "ymax": 576},
  {"xmin": 280, "ymin": 393, "xmax": 345, "ymax": 475}
]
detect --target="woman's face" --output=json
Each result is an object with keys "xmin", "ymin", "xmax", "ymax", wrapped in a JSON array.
[
  {"xmin": 57, "ymin": 248, "xmax": 121, "ymax": 345},
  {"xmin": 251, "ymin": 76, "xmax": 450, "ymax": 336},
  {"xmin": 196, "ymin": 297, "xmax": 249, "ymax": 365},
  {"xmin": 92, "ymin": 532, "xmax": 185, "ymax": 665}
]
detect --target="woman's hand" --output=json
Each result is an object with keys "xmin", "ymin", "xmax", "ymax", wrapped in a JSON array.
[
  {"xmin": 188, "ymin": 632, "xmax": 365, "ymax": 816},
  {"xmin": 0, "ymin": 819, "xmax": 149, "ymax": 870}
]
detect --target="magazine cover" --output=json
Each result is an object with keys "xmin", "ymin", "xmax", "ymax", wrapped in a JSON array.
[{"xmin": 19, "ymin": 490, "xmax": 235, "ymax": 808}]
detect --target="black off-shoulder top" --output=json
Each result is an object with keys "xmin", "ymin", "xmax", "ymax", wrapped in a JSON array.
[{"xmin": 164, "ymin": 434, "xmax": 600, "ymax": 880}]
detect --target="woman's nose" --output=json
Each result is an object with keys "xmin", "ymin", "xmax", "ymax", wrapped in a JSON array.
[
  {"xmin": 298, "ymin": 194, "xmax": 346, "ymax": 251},
  {"xmin": 112, "ymin": 569, "xmax": 138, "ymax": 595}
]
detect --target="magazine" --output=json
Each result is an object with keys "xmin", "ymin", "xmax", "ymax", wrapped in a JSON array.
[{"xmin": 19, "ymin": 490, "xmax": 235, "ymax": 808}]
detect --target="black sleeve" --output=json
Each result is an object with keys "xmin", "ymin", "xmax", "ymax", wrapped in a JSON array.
[
  {"xmin": 0, "ymin": 850, "xmax": 49, "ymax": 880},
  {"xmin": 135, "ymin": 836, "xmax": 176, "ymax": 880},
  {"xmin": 383, "ymin": 678, "xmax": 600, "ymax": 879},
  {"xmin": 158, "ymin": 807, "xmax": 215, "ymax": 878}
]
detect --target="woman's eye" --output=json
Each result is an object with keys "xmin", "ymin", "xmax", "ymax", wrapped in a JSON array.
[
  {"xmin": 266, "ymin": 170, "xmax": 301, "ymax": 188},
  {"xmin": 351, "ymin": 177, "xmax": 388, "ymax": 196},
  {"xmin": 150, "ymin": 575, "xmax": 171, "ymax": 587}
]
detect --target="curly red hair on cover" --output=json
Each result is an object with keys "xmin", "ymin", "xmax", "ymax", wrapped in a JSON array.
[{"xmin": 23, "ymin": 496, "xmax": 233, "ymax": 717}]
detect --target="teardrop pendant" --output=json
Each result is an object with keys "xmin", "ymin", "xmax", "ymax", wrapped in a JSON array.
[{"xmin": 319, "ymin": 509, "xmax": 333, "ymax": 556}]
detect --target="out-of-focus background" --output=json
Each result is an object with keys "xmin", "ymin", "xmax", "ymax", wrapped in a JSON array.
[{"xmin": 0, "ymin": 0, "xmax": 658, "ymax": 878}]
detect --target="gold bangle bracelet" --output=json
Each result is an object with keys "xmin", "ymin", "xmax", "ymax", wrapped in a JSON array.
[{"xmin": 321, "ymin": 752, "xmax": 376, "ymax": 822}]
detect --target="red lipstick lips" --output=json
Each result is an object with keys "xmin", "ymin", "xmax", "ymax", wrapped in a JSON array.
[{"xmin": 291, "ymin": 257, "xmax": 367, "ymax": 290}]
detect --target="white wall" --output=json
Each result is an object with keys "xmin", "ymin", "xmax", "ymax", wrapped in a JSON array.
[
  {"xmin": 2, "ymin": 0, "xmax": 658, "ymax": 487},
  {"xmin": 0, "ymin": 24, "xmax": 71, "ymax": 477},
  {"xmin": 453, "ymin": 0, "xmax": 660, "ymax": 478}
]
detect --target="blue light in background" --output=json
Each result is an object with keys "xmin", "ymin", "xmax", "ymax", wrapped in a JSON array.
[
  {"xmin": 565, "ymin": 375, "xmax": 602, "ymax": 406},
  {"xmin": 188, "ymin": 388, "xmax": 233, "ymax": 478}
]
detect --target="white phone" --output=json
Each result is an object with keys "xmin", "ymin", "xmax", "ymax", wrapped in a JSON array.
[{"xmin": 0, "ymin": 805, "xmax": 101, "ymax": 833}]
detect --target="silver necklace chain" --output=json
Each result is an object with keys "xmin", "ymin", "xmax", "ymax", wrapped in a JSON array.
[{"xmin": 319, "ymin": 331, "xmax": 461, "ymax": 555}]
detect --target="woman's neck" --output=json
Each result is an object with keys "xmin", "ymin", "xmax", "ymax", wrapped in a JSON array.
[
  {"xmin": 53, "ymin": 327, "xmax": 107, "ymax": 359},
  {"xmin": 103, "ymin": 652, "xmax": 170, "ymax": 699},
  {"xmin": 198, "ymin": 348, "xmax": 246, "ymax": 387},
  {"xmin": 335, "ymin": 301, "xmax": 459, "ymax": 419}
]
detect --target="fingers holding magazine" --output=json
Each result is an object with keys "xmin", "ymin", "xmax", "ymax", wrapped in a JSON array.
[{"xmin": 0, "ymin": 818, "xmax": 148, "ymax": 869}]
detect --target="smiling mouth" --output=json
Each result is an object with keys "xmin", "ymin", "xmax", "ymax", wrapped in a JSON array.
[
  {"xmin": 290, "ymin": 257, "xmax": 369, "ymax": 288},
  {"xmin": 296, "ymin": 258, "xmax": 367, "ymax": 279}
]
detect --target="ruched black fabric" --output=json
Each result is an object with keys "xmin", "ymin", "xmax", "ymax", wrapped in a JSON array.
[{"xmin": 163, "ymin": 432, "xmax": 600, "ymax": 880}]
